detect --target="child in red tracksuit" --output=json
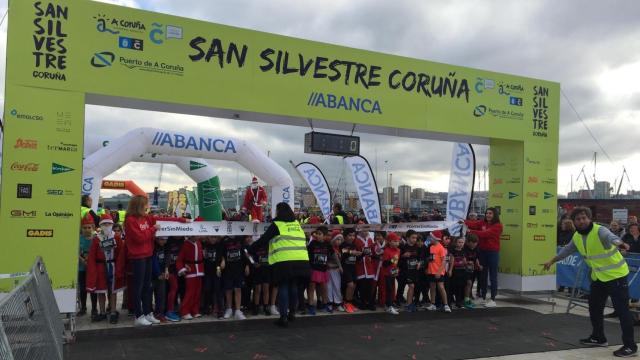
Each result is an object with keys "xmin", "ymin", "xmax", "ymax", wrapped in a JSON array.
[
  {"xmin": 381, "ymin": 233, "xmax": 401, "ymax": 315},
  {"xmin": 176, "ymin": 236, "xmax": 204, "ymax": 320}
]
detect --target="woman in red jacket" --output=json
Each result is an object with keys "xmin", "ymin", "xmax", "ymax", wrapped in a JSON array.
[
  {"xmin": 125, "ymin": 195, "xmax": 188, "ymax": 326},
  {"xmin": 465, "ymin": 207, "xmax": 503, "ymax": 308}
]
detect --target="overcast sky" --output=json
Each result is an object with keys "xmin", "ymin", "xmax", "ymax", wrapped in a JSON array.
[{"xmin": 1, "ymin": 0, "xmax": 639, "ymax": 198}]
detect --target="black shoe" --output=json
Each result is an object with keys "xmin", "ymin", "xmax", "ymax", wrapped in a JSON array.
[
  {"xmin": 614, "ymin": 346, "xmax": 638, "ymax": 357},
  {"xmin": 605, "ymin": 312, "xmax": 619, "ymax": 319},
  {"xmin": 287, "ymin": 312, "xmax": 296, "ymax": 322},
  {"xmin": 77, "ymin": 309, "xmax": 87, "ymax": 316},
  {"xmin": 91, "ymin": 309, "xmax": 98, "ymax": 317},
  {"xmin": 264, "ymin": 306, "xmax": 270, "ymax": 316},
  {"xmin": 275, "ymin": 317, "xmax": 288, "ymax": 328},
  {"xmin": 367, "ymin": 304, "xmax": 377, "ymax": 311},
  {"xmin": 91, "ymin": 313, "xmax": 107, "ymax": 322},
  {"xmin": 252, "ymin": 306, "xmax": 259, "ymax": 316},
  {"xmin": 109, "ymin": 312, "xmax": 119, "ymax": 324},
  {"xmin": 580, "ymin": 336, "xmax": 608, "ymax": 347}
]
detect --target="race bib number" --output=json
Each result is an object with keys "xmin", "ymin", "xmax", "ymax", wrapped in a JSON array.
[
  {"xmin": 390, "ymin": 268, "xmax": 399, "ymax": 276},
  {"xmin": 227, "ymin": 249, "xmax": 241, "ymax": 261},
  {"xmin": 157, "ymin": 252, "xmax": 165, "ymax": 262},
  {"xmin": 362, "ymin": 248, "xmax": 372, "ymax": 256},
  {"xmin": 204, "ymin": 249, "xmax": 216, "ymax": 260},
  {"xmin": 407, "ymin": 259, "xmax": 418, "ymax": 270},
  {"xmin": 100, "ymin": 238, "xmax": 115, "ymax": 250},
  {"xmin": 314, "ymin": 254, "xmax": 328, "ymax": 265},
  {"xmin": 259, "ymin": 255, "xmax": 269, "ymax": 264}
]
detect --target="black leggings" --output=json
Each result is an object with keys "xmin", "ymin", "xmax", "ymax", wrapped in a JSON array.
[
  {"xmin": 131, "ymin": 257, "xmax": 153, "ymax": 318},
  {"xmin": 385, "ymin": 276, "xmax": 395, "ymax": 307},
  {"xmin": 78, "ymin": 271, "xmax": 97, "ymax": 311},
  {"xmin": 357, "ymin": 279, "xmax": 374, "ymax": 306}
]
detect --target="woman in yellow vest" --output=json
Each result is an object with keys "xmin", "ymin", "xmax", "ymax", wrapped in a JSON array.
[
  {"xmin": 543, "ymin": 207, "xmax": 636, "ymax": 358},
  {"xmin": 250, "ymin": 202, "xmax": 310, "ymax": 327},
  {"xmin": 81, "ymin": 195, "xmax": 100, "ymax": 227}
]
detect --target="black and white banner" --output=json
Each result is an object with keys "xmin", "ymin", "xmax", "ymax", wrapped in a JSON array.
[
  {"xmin": 156, "ymin": 220, "xmax": 456, "ymax": 237},
  {"xmin": 294, "ymin": 162, "xmax": 332, "ymax": 222},
  {"xmin": 344, "ymin": 155, "xmax": 382, "ymax": 224},
  {"xmin": 446, "ymin": 143, "xmax": 476, "ymax": 235}
]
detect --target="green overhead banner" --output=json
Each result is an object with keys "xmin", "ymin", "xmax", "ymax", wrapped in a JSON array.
[{"xmin": 1, "ymin": 0, "xmax": 560, "ymax": 306}]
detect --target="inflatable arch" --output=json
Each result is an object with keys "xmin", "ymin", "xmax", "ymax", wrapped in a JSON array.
[
  {"xmin": 85, "ymin": 136, "xmax": 224, "ymax": 220},
  {"xmin": 82, "ymin": 127, "xmax": 294, "ymax": 217}
]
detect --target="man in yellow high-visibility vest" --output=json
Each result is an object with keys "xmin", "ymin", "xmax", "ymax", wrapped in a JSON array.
[{"xmin": 543, "ymin": 207, "xmax": 636, "ymax": 358}]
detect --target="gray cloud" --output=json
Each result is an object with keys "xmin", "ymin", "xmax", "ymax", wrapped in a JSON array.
[{"xmin": 2, "ymin": 0, "xmax": 639, "ymax": 197}]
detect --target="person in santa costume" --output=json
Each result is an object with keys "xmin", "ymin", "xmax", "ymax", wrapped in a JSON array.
[
  {"xmin": 176, "ymin": 236, "xmax": 205, "ymax": 320},
  {"xmin": 86, "ymin": 213, "xmax": 126, "ymax": 324},
  {"xmin": 241, "ymin": 177, "xmax": 268, "ymax": 222},
  {"xmin": 354, "ymin": 224, "xmax": 377, "ymax": 310}
]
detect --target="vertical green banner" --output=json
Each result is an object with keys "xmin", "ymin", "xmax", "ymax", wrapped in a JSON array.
[
  {"xmin": 0, "ymin": 85, "xmax": 85, "ymax": 295},
  {"xmin": 197, "ymin": 177, "xmax": 223, "ymax": 221},
  {"xmin": 186, "ymin": 189, "xmax": 198, "ymax": 218},
  {"xmin": 489, "ymin": 139, "xmax": 524, "ymax": 275}
]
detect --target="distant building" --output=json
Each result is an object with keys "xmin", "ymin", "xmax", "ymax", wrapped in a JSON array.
[
  {"xmin": 398, "ymin": 185, "xmax": 411, "ymax": 211},
  {"xmin": 382, "ymin": 186, "xmax": 394, "ymax": 205},
  {"xmin": 411, "ymin": 188, "xmax": 425, "ymax": 200},
  {"xmin": 595, "ymin": 181, "xmax": 611, "ymax": 199}
]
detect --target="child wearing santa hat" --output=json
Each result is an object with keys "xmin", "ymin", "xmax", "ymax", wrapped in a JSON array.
[
  {"xmin": 86, "ymin": 213, "xmax": 126, "ymax": 323},
  {"xmin": 381, "ymin": 232, "xmax": 401, "ymax": 315},
  {"xmin": 326, "ymin": 230, "xmax": 344, "ymax": 312}
]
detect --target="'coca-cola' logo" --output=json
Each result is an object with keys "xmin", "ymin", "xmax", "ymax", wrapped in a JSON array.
[{"xmin": 11, "ymin": 162, "xmax": 39, "ymax": 172}]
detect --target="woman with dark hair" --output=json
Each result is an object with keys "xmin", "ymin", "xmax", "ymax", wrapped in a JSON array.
[
  {"xmin": 124, "ymin": 195, "xmax": 188, "ymax": 326},
  {"xmin": 465, "ymin": 207, "xmax": 503, "ymax": 307},
  {"xmin": 251, "ymin": 202, "xmax": 310, "ymax": 327}
]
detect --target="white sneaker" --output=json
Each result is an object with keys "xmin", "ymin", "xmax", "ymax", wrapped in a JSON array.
[
  {"xmin": 484, "ymin": 300, "xmax": 497, "ymax": 308},
  {"xmin": 337, "ymin": 305, "xmax": 346, "ymax": 312},
  {"xmin": 182, "ymin": 314, "xmax": 193, "ymax": 320},
  {"xmin": 145, "ymin": 313, "xmax": 160, "ymax": 324},
  {"xmin": 386, "ymin": 306, "xmax": 399, "ymax": 315},
  {"xmin": 425, "ymin": 304, "xmax": 437, "ymax": 311},
  {"xmin": 223, "ymin": 308, "xmax": 233, "ymax": 319},
  {"xmin": 443, "ymin": 305, "xmax": 452, "ymax": 313},
  {"xmin": 134, "ymin": 315, "xmax": 152, "ymax": 326},
  {"xmin": 234, "ymin": 310, "xmax": 246, "ymax": 320},
  {"xmin": 269, "ymin": 305, "xmax": 279, "ymax": 316},
  {"xmin": 193, "ymin": 313, "xmax": 202, "ymax": 318}
]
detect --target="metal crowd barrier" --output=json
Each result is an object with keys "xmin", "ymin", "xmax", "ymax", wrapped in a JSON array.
[{"xmin": 0, "ymin": 257, "xmax": 64, "ymax": 360}]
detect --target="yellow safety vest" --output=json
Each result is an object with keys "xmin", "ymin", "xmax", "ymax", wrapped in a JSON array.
[
  {"xmin": 81, "ymin": 206, "xmax": 91, "ymax": 220},
  {"xmin": 572, "ymin": 223, "xmax": 629, "ymax": 282},
  {"xmin": 97, "ymin": 208, "xmax": 105, "ymax": 216},
  {"xmin": 269, "ymin": 221, "xmax": 309, "ymax": 265},
  {"xmin": 335, "ymin": 215, "xmax": 344, "ymax": 224},
  {"xmin": 118, "ymin": 210, "xmax": 126, "ymax": 224}
]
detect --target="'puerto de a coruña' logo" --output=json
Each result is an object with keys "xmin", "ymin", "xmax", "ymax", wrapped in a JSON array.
[
  {"xmin": 473, "ymin": 105, "xmax": 486, "ymax": 117},
  {"xmin": 91, "ymin": 51, "xmax": 115, "ymax": 68}
]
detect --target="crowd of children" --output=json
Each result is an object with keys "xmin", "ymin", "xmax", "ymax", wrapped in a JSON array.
[{"xmin": 79, "ymin": 216, "xmax": 489, "ymax": 324}]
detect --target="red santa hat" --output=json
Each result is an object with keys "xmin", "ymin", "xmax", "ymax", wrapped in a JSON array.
[
  {"xmin": 99, "ymin": 213, "xmax": 114, "ymax": 225},
  {"xmin": 251, "ymin": 176, "xmax": 258, "ymax": 184},
  {"xmin": 430, "ymin": 230, "xmax": 443, "ymax": 241},
  {"xmin": 81, "ymin": 214, "xmax": 94, "ymax": 226},
  {"xmin": 331, "ymin": 229, "xmax": 343, "ymax": 240},
  {"xmin": 387, "ymin": 232, "xmax": 401, "ymax": 242}
]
